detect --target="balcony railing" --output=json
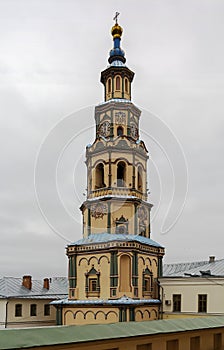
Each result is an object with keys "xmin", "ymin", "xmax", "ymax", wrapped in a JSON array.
[{"xmin": 88, "ymin": 187, "xmax": 147, "ymax": 200}]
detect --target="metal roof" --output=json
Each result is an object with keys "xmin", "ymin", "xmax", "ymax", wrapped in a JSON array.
[
  {"xmin": 51, "ymin": 295, "xmax": 160, "ymax": 306},
  {"xmin": 110, "ymin": 60, "xmax": 126, "ymax": 67},
  {"xmin": 163, "ymin": 258, "xmax": 224, "ymax": 277},
  {"xmin": 0, "ymin": 277, "xmax": 68, "ymax": 299},
  {"xmin": 69, "ymin": 233, "xmax": 163, "ymax": 248},
  {"xmin": 98, "ymin": 98, "xmax": 132, "ymax": 105},
  {"xmin": 1, "ymin": 316, "xmax": 224, "ymax": 349}
]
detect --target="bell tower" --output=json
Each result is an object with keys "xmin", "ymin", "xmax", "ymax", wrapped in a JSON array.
[
  {"xmin": 81, "ymin": 18, "xmax": 150, "ymax": 238},
  {"xmin": 53, "ymin": 15, "xmax": 165, "ymax": 326}
]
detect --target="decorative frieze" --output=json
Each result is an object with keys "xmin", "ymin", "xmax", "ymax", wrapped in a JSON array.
[{"xmin": 115, "ymin": 111, "xmax": 126, "ymax": 125}]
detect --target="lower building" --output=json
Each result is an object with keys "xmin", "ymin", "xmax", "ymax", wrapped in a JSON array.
[
  {"xmin": 0, "ymin": 275, "xmax": 67, "ymax": 328},
  {"xmin": 52, "ymin": 234, "xmax": 164, "ymax": 325},
  {"xmin": 0, "ymin": 316, "xmax": 224, "ymax": 350},
  {"xmin": 160, "ymin": 256, "xmax": 224, "ymax": 319}
]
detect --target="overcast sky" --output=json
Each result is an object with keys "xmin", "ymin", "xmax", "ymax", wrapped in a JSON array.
[{"xmin": 0, "ymin": 0, "xmax": 224, "ymax": 279}]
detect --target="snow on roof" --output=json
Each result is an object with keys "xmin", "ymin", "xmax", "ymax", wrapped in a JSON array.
[
  {"xmin": 69, "ymin": 233, "xmax": 163, "ymax": 248},
  {"xmin": 0, "ymin": 276, "xmax": 68, "ymax": 299},
  {"xmin": 51, "ymin": 295, "xmax": 160, "ymax": 306},
  {"xmin": 163, "ymin": 258, "xmax": 224, "ymax": 277}
]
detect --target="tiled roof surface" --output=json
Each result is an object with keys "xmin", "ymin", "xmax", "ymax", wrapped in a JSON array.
[
  {"xmin": 163, "ymin": 258, "xmax": 224, "ymax": 277},
  {"xmin": 69, "ymin": 233, "xmax": 163, "ymax": 248},
  {"xmin": 0, "ymin": 276, "xmax": 68, "ymax": 299},
  {"xmin": 1, "ymin": 316, "xmax": 224, "ymax": 349}
]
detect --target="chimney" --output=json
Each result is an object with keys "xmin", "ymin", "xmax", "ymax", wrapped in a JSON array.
[
  {"xmin": 22, "ymin": 275, "xmax": 32, "ymax": 290},
  {"xmin": 209, "ymin": 256, "xmax": 215, "ymax": 263},
  {"xmin": 43, "ymin": 278, "xmax": 50, "ymax": 290}
]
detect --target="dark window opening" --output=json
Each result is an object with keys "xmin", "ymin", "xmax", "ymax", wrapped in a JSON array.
[
  {"xmin": 44, "ymin": 304, "xmax": 50, "ymax": 316},
  {"xmin": 125, "ymin": 78, "xmax": 128, "ymax": 93},
  {"xmin": 89, "ymin": 278, "xmax": 97, "ymax": 292},
  {"xmin": 117, "ymin": 161, "xmax": 126, "ymax": 187},
  {"xmin": 86, "ymin": 267, "xmax": 100, "ymax": 296},
  {"xmin": 117, "ymin": 126, "xmax": 124, "ymax": 136},
  {"xmin": 137, "ymin": 166, "xmax": 143, "ymax": 191},
  {"xmin": 108, "ymin": 78, "xmax": 112, "ymax": 93},
  {"xmin": 115, "ymin": 76, "xmax": 120, "ymax": 90},
  {"xmin": 95, "ymin": 163, "xmax": 105, "ymax": 189},
  {"xmin": 144, "ymin": 278, "xmax": 151, "ymax": 292},
  {"xmin": 173, "ymin": 294, "xmax": 181, "ymax": 312},
  {"xmin": 143, "ymin": 269, "xmax": 153, "ymax": 296},
  {"xmin": 15, "ymin": 304, "xmax": 22, "ymax": 317},
  {"xmin": 30, "ymin": 304, "xmax": 37, "ymax": 317},
  {"xmin": 198, "ymin": 294, "xmax": 207, "ymax": 313}
]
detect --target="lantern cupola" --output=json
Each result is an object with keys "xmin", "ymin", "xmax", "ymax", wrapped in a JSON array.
[{"xmin": 101, "ymin": 16, "xmax": 134, "ymax": 102}]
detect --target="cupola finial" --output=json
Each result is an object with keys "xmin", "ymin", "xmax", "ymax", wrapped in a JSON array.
[{"xmin": 108, "ymin": 12, "xmax": 126, "ymax": 64}]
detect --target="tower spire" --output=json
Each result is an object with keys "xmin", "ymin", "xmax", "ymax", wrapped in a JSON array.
[{"xmin": 109, "ymin": 13, "xmax": 126, "ymax": 64}]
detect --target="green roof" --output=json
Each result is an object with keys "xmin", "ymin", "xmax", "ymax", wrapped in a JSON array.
[{"xmin": 1, "ymin": 317, "xmax": 224, "ymax": 349}]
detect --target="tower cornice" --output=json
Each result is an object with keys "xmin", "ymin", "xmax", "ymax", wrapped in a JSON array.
[
  {"xmin": 80, "ymin": 197, "xmax": 153, "ymax": 211},
  {"xmin": 95, "ymin": 100, "xmax": 141, "ymax": 119},
  {"xmin": 86, "ymin": 137, "xmax": 149, "ymax": 159}
]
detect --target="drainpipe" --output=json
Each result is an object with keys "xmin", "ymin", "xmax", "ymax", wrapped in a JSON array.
[
  {"xmin": 159, "ymin": 283, "xmax": 164, "ymax": 320},
  {"xmin": 156, "ymin": 279, "xmax": 164, "ymax": 320},
  {"xmin": 5, "ymin": 301, "xmax": 8, "ymax": 328}
]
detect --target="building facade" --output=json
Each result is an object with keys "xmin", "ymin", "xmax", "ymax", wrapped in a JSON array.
[
  {"xmin": 52, "ymin": 19, "xmax": 165, "ymax": 326},
  {"xmin": 0, "ymin": 275, "xmax": 67, "ymax": 328},
  {"xmin": 160, "ymin": 257, "xmax": 224, "ymax": 319}
]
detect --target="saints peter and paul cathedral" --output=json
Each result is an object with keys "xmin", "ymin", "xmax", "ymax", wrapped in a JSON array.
[{"xmin": 53, "ymin": 14, "xmax": 165, "ymax": 325}]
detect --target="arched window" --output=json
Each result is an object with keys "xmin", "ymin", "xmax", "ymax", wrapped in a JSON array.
[
  {"xmin": 120, "ymin": 255, "xmax": 131, "ymax": 292},
  {"xmin": 108, "ymin": 78, "xmax": 111, "ymax": 93},
  {"xmin": 137, "ymin": 166, "xmax": 143, "ymax": 191},
  {"xmin": 117, "ymin": 126, "xmax": 123, "ymax": 136},
  {"xmin": 117, "ymin": 161, "xmax": 126, "ymax": 187},
  {"xmin": 115, "ymin": 76, "xmax": 120, "ymax": 90},
  {"xmin": 124, "ymin": 78, "xmax": 128, "ymax": 93},
  {"xmin": 95, "ymin": 163, "xmax": 105, "ymax": 189}
]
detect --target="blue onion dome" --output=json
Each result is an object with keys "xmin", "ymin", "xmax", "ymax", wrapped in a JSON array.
[{"xmin": 108, "ymin": 23, "xmax": 126, "ymax": 64}]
